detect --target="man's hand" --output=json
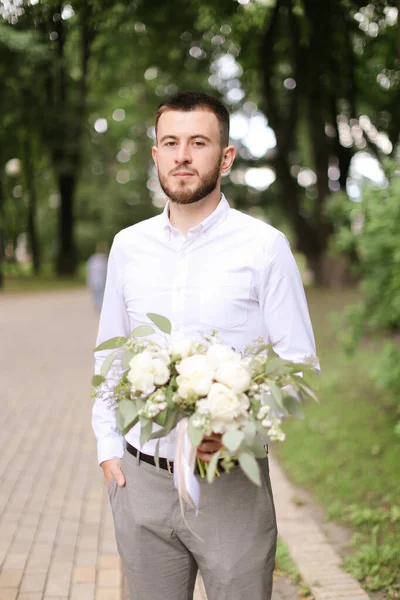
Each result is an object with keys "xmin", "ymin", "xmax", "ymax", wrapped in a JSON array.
[
  {"xmin": 101, "ymin": 457, "xmax": 126, "ymax": 487},
  {"xmin": 196, "ymin": 433, "xmax": 223, "ymax": 463}
]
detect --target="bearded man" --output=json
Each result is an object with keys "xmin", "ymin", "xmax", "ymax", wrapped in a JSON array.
[{"xmin": 92, "ymin": 91, "xmax": 318, "ymax": 600}]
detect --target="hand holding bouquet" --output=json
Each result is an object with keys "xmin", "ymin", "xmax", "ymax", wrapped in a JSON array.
[{"xmin": 93, "ymin": 314, "xmax": 319, "ymax": 507}]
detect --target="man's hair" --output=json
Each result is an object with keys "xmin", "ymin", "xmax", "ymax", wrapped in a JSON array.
[{"xmin": 155, "ymin": 91, "xmax": 230, "ymax": 147}]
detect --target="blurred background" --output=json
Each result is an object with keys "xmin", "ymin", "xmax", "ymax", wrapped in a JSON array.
[{"xmin": 1, "ymin": 0, "xmax": 399, "ymax": 597}]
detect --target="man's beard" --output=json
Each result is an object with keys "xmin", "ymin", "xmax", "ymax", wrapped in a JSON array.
[{"xmin": 158, "ymin": 158, "xmax": 222, "ymax": 205}]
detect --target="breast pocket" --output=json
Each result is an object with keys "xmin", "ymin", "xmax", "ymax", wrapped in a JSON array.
[{"xmin": 200, "ymin": 271, "xmax": 251, "ymax": 331}]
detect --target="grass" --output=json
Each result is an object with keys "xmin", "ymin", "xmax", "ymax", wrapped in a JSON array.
[
  {"xmin": 2, "ymin": 263, "xmax": 85, "ymax": 293},
  {"xmin": 276, "ymin": 288, "xmax": 400, "ymax": 598},
  {"xmin": 275, "ymin": 538, "xmax": 313, "ymax": 598}
]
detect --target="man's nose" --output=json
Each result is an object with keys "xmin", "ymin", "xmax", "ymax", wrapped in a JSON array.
[{"xmin": 175, "ymin": 143, "xmax": 192, "ymax": 164}]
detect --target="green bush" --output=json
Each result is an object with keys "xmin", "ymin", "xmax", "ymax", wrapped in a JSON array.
[{"xmin": 329, "ymin": 175, "xmax": 400, "ymax": 426}]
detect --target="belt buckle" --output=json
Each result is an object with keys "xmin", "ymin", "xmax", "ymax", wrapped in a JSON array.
[{"xmin": 166, "ymin": 459, "xmax": 173, "ymax": 474}]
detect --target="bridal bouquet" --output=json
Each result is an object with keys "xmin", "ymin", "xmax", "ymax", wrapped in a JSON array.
[{"xmin": 93, "ymin": 313, "xmax": 319, "ymax": 507}]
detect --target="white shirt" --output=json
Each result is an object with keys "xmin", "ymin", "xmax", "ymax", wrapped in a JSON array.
[{"xmin": 92, "ymin": 195, "xmax": 318, "ymax": 464}]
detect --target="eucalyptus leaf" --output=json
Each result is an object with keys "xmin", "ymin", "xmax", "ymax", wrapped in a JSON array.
[
  {"xmin": 261, "ymin": 391, "xmax": 286, "ymax": 414},
  {"xmin": 131, "ymin": 325, "xmax": 155, "ymax": 337},
  {"xmin": 149, "ymin": 409, "xmax": 179, "ymax": 440},
  {"xmin": 269, "ymin": 381, "xmax": 284, "ymax": 408},
  {"xmin": 207, "ymin": 450, "xmax": 221, "ymax": 484},
  {"xmin": 118, "ymin": 399, "xmax": 138, "ymax": 434},
  {"xmin": 283, "ymin": 396, "xmax": 305, "ymax": 419},
  {"xmin": 154, "ymin": 409, "xmax": 167, "ymax": 427},
  {"xmin": 147, "ymin": 313, "xmax": 172, "ymax": 334},
  {"xmin": 101, "ymin": 351, "xmax": 118, "ymax": 378},
  {"xmin": 238, "ymin": 452, "xmax": 262, "ymax": 486},
  {"xmin": 154, "ymin": 439, "xmax": 160, "ymax": 471},
  {"xmin": 121, "ymin": 350, "xmax": 134, "ymax": 369},
  {"xmin": 94, "ymin": 336, "xmax": 128, "ymax": 352},
  {"xmin": 140, "ymin": 418, "xmax": 153, "ymax": 448},
  {"xmin": 222, "ymin": 430, "xmax": 244, "ymax": 453},
  {"xmin": 188, "ymin": 417, "xmax": 204, "ymax": 448},
  {"xmin": 264, "ymin": 358, "xmax": 284, "ymax": 376},
  {"xmin": 92, "ymin": 374, "xmax": 105, "ymax": 387},
  {"xmin": 299, "ymin": 383, "xmax": 319, "ymax": 403},
  {"xmin": 248, "ymin": 436, "xmax": 268, "ymax": 459},
  {"xmin": 242, "ymin": 421, "xmax": 257, "ymax": 442},
  {"xmin": 302, "ymin": 368, "xmax": 320, "ymax": 391}
]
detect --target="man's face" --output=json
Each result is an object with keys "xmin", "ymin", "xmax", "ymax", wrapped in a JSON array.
[{"xmin": 152, "ymin": 109, "xmax": 225, "ymax": 205}]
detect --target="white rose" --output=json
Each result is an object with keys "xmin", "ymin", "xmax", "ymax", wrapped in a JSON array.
[
  {"xmin": 196, "ymin": 383, "xmax": 249, "ymax": 434},
  {"xmin": 176, "ymin": 354, "xmax": 214, "ymax": 398},
  {"xmin": 214, "ymin": 360, "xmax": 251, "ymax": 393},
  {"xmin": 128, "ymin": 351, "xmax": 170, "ymax": 393},
  {"xmin": 170, "ymin": 340, "xmax": 193, "ymax": 359},
  {"xmin": 206, "ymin": 344, "xmax": 241, "ymax": 370}
]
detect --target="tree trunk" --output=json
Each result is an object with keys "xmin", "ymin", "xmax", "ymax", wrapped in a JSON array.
[
  {"xmin": 0, "ymin": 171, "xmax": 4, "ymax": 291},
  {"xmin": 56, "ymin": 172, "xmax": 77, "ymax": 275}
]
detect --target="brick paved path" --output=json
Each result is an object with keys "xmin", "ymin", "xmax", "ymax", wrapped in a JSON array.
[{"xmin": 0, "ymin": 289, "xmax": 298, "ymax": 600}]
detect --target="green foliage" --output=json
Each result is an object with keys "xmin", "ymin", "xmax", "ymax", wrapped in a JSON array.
[
  {"xmin": 277, "ymin": 289, "xmax": 400, "ymax": 597},
  {"xmin": 333, "ymin": 179, "xmax": 400, "ymax": 341}
]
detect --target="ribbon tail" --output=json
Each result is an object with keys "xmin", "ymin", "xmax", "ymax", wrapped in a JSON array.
[{"xmin": 174, "ymin": 418, "xmax": 202, "ymax": 541}]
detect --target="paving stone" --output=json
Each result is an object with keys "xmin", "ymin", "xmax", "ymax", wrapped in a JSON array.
[{"xmin": 0, "ymin": 291, "xmax": 373, "ymax": 600}]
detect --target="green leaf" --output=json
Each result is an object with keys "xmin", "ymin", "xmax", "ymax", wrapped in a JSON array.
[
  {"xmin": 140, "ymin": 418, "xmax": 153, "ymax": 447},
  {"xmin": 283, "ymin": 396, "xmax": 305, "ymax": 419},
  {"xmin": 242, "ymin": 421, "xmax": 257, "ymax": 443},
  {"xmin": 131, "ymin": 325, "xmax": 155, "ymax": 337},
  {"xmin": 100, "ymin": 351, "xmax": 118, "ymax": 378},
  {"xmin": 121, "ymin": 350, "xmax": 134, "ymax": 369},
  {"xmin": 238, "ymin": 452, "xmax": 262, "ymax": 486},
  {"xmin": 269, "ymin": 381, "xmax": 284, "ymax": 409},
  {"xmin": 264, "ymin": 358, "xmax": 284, "ymax": 376},
  {"xmin": 248, "ymin": 436, "xmax": 268, "ymax": 459},
  {"xmin": 154, "ymin": 408, "xmax": 167, "ymax": 427},
  {"xmin": 261, "ymin": 391, "xmax": 288, "ymax": 415},
  {"xmin": 118, "ymin": 399, "xmax": 138, "ymax": 435},
  {"xmin": 222, "ymin": 429, "xmax": 244, "ymax": 453},
  {"xmin": 302, "ymin": 368, "xmax": 320, "ymax": 391},
  {"xmin": 207, "ymin": 450, "xmax": 222, "ymax": 484},
  {"xmin": 298, "ymin": 382, "xmax": 319, "ymax": 404},
  {"xmin": 147, "ymin": 313, "xmax": 172, "ymax": 334},
  {"xmin": 92, "ymin": 374, "xmax": 105, "ymax": 387},
  {"xmin": 188, "ymin": 417, "xmax": 204, "ymax": 448},
  {"xmin": 154, "ymin": 439, "xmax": 160, "ymax": 471},
  {"xmin": 94, "ymin": 336, "xmax": 128, "ymax": 352},
  {"xmin": 149, "ymin": 409, "xmax": 180, "ymax": 440}
]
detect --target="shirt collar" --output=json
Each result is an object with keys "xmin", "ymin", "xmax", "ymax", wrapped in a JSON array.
[{"xmin": 162, "ymin": 194, "xmax": 230, "ymax": 239}]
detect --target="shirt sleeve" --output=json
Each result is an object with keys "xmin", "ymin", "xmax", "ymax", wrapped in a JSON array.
[
  {"xmin": 92, "ymin": 238, "xmax": 131, "ymax": 464},
  {"xmin": 259, "ymin": 233, "xmax": 320, "ymax": 370}
]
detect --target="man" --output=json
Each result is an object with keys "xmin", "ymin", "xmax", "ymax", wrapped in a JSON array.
[
  {"xmin": 92, "ymin": 91, "xmax": 318, "ymax": 600},
  {"xmin": 86, "ymin": 242, "xmax": 108, "ymax": 312}
]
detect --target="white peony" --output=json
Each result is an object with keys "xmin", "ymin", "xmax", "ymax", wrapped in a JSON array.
[
  {"xmin": 206, "ymin": 344, "xmax": 240, "ymax": 371},
  {"xmin": 196, "ymin": 383, "xmax": 250, "ymax": 434},
  {"xmin": 175, "ymin": 355, "xmax": 214, "ymax": 398},
  {"xmin": 170, "ymin": 340, "xmax": 193, "ymax": 359},
  {"xmin": 214, "ymin": 360, "xmax": 251, "ymax": 393},
  {"xmin": 128, "ymin": 351, "xmax": 170, "ymax": 393}
]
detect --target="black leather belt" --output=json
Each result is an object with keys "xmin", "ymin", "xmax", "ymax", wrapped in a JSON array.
[{"xmin": 126, "ymin": 442, "xmax": 174, "ymax": 474}]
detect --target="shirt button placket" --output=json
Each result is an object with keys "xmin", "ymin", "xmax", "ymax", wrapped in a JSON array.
[{"xmin": 171, "ymin": 245, "xmax": 189, "ymax": 338}]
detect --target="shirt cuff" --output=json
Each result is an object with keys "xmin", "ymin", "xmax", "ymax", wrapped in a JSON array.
[{"xmin": 97, "ymin": 435, "xmax": 125, "ymax": 465}]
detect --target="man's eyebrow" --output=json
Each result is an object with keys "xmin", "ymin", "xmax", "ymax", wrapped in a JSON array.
[{"xmin": 159, "ymin": 134, "xmax": 212, "ymax": 143}]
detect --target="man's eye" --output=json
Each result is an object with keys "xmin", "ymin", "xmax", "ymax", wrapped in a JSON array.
[
  {"xmin": 193, "ymin": 141, "xmax": 205, "ymax": 147},
  {"xmin": 165, "ymin": 141, "xmax": 176, "ymax": 147}
]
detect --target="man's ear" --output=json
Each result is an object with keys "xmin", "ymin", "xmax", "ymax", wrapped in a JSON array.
[
  {"xmin": 152, "ymin": 146, "xmax": 158, "ymax": 167},
  {"xmin": 220, "ymin": 145, "xmax": 236, "ymax": 174}
]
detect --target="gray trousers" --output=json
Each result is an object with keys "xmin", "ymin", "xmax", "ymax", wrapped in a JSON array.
[{"xmin": 108, "ymin": 449, "xmax": 277, "ymax": 600}]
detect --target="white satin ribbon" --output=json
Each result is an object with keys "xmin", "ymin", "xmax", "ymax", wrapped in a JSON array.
[{"xmin": 173, "ymin": 418, "xmax": 200, "ymax": 515}]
